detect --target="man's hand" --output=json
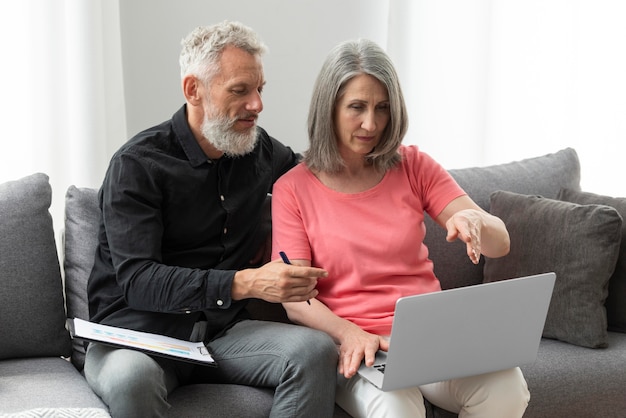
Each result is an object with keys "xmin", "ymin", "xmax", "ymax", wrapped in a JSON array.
[{"xmin": 232, "ymin": 260, "xmax": 327, "ymax": 303}]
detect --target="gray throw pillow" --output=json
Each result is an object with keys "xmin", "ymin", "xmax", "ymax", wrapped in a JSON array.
[
  {"xmin": 0, "ymin": 173, "xmax": 72, "ymax": 359},
  {"xmin": 558, "ymin": 188, "xmax": 626, "ymax": 333},
  {"xmin": 424, "ymin": 148, "xmax": 581, "ymax": 290},
  {"xmin": 484, "ymin": 190, "xmax": 622, "ymax": 348},
  {"xmin": 63, "ymin": 186, "xmax": 100, "ymax": 370}
]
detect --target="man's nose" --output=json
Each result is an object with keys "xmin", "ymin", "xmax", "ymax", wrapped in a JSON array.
[{"xmin": 247, "ymin": 90, "xmax": 263, "ymax": 114}]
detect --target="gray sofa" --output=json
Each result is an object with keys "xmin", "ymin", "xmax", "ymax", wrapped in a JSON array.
[{"xmin": 1, "ymin": 147, "xmax": 625, "ymax": 417}]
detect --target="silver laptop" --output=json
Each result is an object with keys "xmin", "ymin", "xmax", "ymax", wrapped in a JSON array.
[{"xmin": 357, "ymin": 272, "xmax": 555, "ymax": 391}]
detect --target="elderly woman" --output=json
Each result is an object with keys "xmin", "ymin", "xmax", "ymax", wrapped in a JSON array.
[{"xmin": 271, "ymin": 39, "xmax": 530, "ymax": 418}]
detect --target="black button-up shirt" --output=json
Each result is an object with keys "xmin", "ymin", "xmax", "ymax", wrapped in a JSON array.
[{"xmin": 88, "ymin": 105, "xmax": 298, "ymax": 341}]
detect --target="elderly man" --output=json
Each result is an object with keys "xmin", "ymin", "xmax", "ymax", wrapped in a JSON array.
[{"xmin": 84, "ymin": 21, "xmax": 337, "ymax": 418}]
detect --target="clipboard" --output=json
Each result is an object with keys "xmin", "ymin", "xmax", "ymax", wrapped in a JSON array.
[{"xmin": 69, "ymin": 318, "xmax": 217, "ymax": 366}]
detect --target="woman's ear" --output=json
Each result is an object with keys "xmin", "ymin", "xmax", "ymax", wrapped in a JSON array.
[{"xmin": 182, "ymin": 75, "xmax": 203, "ymax": 106}]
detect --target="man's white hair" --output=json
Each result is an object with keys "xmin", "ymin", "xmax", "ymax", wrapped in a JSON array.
[{"xmin": 179, "ymin": 20, "xmax": 267, "ymax": 84}]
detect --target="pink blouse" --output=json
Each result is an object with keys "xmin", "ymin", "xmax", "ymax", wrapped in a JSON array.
[{"xmin": 271, "ymin": 145, "xmax": 465, "ymax": 335}]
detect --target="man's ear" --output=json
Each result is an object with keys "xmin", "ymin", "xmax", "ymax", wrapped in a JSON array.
[{"xmin": 182, "ymin": 75, "xmax": 202, "ymax": 105}]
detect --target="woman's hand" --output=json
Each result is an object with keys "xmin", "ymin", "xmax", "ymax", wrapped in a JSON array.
[
  {"xmin": 437, "ymin": 195, "xmax": 510, "ymax": 263},
  {"xmin": 445, "ymin": 209, "xmax": 485, "ymax": 264},
  {"xmin": 283, "ymin": 293, "xmax": 389, "ymax": 379},
  {"xmin": 336, "ymin": 324, "xmax": 389, "ymax": 379}
]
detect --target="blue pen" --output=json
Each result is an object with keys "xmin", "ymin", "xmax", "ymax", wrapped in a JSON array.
[{"xmin": 279, "ymin": 251, "xmax": 311, "ymax": 305}]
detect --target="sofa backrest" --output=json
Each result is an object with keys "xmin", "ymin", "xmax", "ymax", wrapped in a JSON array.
[
  {"xmin": 0, "ymin": 173, "xmax": 72, "ymax": 361},
  {"xmin": 61, "ymin": 148, "xmax": 583, "ymax": 366},
  {"xmin": 423, "ymin": 147, "xmax": 581, "ymax": 290},
  {"xmin": 63, "ymin": 186, "xmax": 100, "ymax": 369}
]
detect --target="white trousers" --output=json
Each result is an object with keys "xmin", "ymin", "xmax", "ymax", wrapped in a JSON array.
[{"xmin": 336, "ymin": 367, "xmax": 530, "ymax": 418}]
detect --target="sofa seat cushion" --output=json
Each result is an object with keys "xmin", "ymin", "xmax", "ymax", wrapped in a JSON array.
[
  {"xmin": 485, "ymin": 191, "xmax": 622, "ymax": 348},
  {"xmin": 0, "ymin": 357, "xmax": 108, "ymax": 414},
  {"xmin": 520, "ymin": 333, "xmax": 626, "ymax": 417},
  {"xmin": 168, "ymin": 384, "xmax": 352, "ymax": 417},
  {"xmin": 0, "ymin": 409, "xmax": 110, "ymax": 418},
  {"xmin": 0, "ymin": 173, "xmax": 71, "ymax": 359},
  {"xmin": 167, "ymin": 384, "xmax": 273, "ymax": 417}
]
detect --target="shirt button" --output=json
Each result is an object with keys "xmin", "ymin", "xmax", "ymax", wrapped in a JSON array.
[
  {"xmin": 223, "ymin": 228, "xmax": 227, "ymax": 234},
  {"xmin": 220, "ymin": 195, "xmax": 225, "ymax": 201},
  {"xmin": 216, "ymin": 300, "xmax": 224, "ymax": 306}
]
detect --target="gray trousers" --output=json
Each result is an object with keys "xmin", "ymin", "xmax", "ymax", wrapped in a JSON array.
[{"xmin": 84, "ymin": 320, "xmax": 338, "ymax": 418}]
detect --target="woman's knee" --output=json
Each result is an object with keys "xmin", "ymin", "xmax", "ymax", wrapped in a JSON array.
[
  {"xmin": 337, "ymin": 374, "xmax": 426, "ymax": 418},
  {"xmin": 494, "ymin": 367, "xmax": 530, "ymax": 411},
  {"xmin": 462, "ymin": 367, "xmax": 530, "ymax": 417}
]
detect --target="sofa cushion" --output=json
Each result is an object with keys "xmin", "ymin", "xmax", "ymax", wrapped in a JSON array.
[
  {"xmin": 484, "ymin": 190, "xmax": 622, "ymax": 348},
  {"xmin": 0, "ymin": 173, "xmax": 72, "ymax": 359},
  {"xmin": 0, "ymin": 357, "xmax": 108, "ymax": 413},
  {"xmin": 520, "ymin": 332, "xmax": 626, "ymax": 417},
  {"xmin": 557, "ymin": 188, "xmax": 626, "ymax": 333},
  {"xmin": 424, "ymin": 148, "xmax": 581, "ymax": 290},
  {"xmin": 167, "ymin": 384, "xmax": 274, "ymax": 418},
  {"xmin": 63, "ymin": 186, "xmax": 100, "ymax": 370},
  {"xmin": 167, "ymin": 383, "xmax": 352, "ymax": 418},
  {"xmin": 0, "ymin": 409, "xmax": 110, "ymax": 418}
]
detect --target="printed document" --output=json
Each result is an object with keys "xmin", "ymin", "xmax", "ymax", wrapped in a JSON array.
[{"xmin": 71, "ymin": 318, "xmax": 216, "ymax": 366}]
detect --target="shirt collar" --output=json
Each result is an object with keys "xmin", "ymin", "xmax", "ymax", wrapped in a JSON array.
[{"xmin": 172, "ymin": 104, "xmax": 212, "ymax": 168}]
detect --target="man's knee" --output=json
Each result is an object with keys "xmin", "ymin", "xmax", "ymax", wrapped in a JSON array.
[
  {"xmin": 285, "ymin": 326, "xmax": 338, "ymax": 368},
  {"xmin": 85, "ymin": 344, "xmax": 170, "ymax": 417}
]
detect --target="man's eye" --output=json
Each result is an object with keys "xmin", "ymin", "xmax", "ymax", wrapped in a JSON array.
[{"xmin": 232, "ymin": 89, "xmax": 246, "ymax": 95}]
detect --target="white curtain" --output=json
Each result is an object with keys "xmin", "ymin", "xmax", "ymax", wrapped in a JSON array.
[
  {"xmin": 2, "ymin": 0, "xmax": 625, "ymax": 235},
  {"xmin": 388, "ymin": 0, "xmax": 626, "ymax": 196},
  {"xmin": 0, "ymin": 0, "xmax": 126, "ymax": 229}
]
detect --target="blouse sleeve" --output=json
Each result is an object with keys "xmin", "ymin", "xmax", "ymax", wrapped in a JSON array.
[
  {"xmin": 270, "ymin": 165, "xmax": 313, "ymax": 263},
  {"xmin": 402, "ymin": 146, "xmax": 466, "ymax": 219}
]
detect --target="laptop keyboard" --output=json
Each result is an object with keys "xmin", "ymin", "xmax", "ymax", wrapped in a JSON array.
[{"xmin": 374, "ymin": 363, "xmax": 386, "ymax": 374}]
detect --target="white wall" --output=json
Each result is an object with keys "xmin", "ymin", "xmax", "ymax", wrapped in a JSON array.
[
  {"xmin": 117, "ymin": 1, "xmax": 626, "ymax": 198},
  {"xmin": 119, "ymin": 0, "xmax": 390, "ymax": 153}
]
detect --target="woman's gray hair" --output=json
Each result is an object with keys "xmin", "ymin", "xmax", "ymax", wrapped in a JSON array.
[
  {"xmin": 305, "ymin": 39, "xmax": 408, "ymax": 173},
  {"xmin": 179, "ymin": 21, "xmax": 267, "ymax": 84}
]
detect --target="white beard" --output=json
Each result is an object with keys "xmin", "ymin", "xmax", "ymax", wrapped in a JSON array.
[{"xmin": 201, "ymin": 111, "xmax": 258, "ymax": 157}]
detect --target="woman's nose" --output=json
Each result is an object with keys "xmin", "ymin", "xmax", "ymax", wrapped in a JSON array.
[{"xmin": 361, "ymin": 111, "xmax": 376, "ymax": 131}]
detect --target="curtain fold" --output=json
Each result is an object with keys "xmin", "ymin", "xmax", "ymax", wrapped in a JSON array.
[
  {"xmin": 388, "ymin": 0, "xmax": 626, "ymax": 196},
  {"xmin": 0, "ymin": 0, "xmax": 126, "ymax": 229},
  {"xmin": 387, "ymin": 0, "xmax": 493, "ymax": 168},
  {"xmin": 1, "ymin": 0, "xmax": 625, "ymax": 234}
]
